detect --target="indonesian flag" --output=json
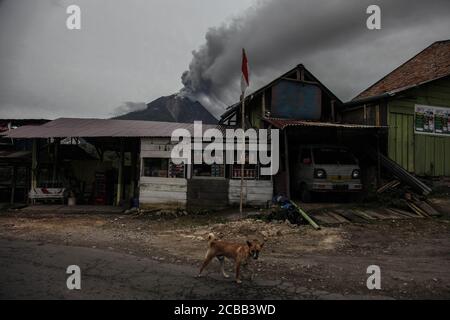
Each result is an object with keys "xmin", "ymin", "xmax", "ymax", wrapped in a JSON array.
[{"xmin": 241, "ymin": 48, "xmax": 249, "ymax": 94}]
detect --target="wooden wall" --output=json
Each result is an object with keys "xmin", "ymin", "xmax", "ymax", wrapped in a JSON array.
[
  {"xmin": 187, "ymin": 178, "xmax": 229, "ymax": 211},
  {"xmin": 388, "ymin": 77, "xmax": 450, "ymax": 176},
  {"xmin": 229, "ymin": 179, "xmax": 273, "ymax": 207},
  {"xmin": 139, "ymin": 138, "xmax": 189, "ymax": 209}
]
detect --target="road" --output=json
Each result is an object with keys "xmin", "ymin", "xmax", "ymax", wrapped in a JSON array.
[{"xmin": 0, "ymin": 238, "xmax": 323, "ymax": 300}]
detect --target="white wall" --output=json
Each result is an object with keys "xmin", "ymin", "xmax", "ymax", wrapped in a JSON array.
[{"xmin": 139, "ymin": 138, "xmax": 188, "ymax": 209}]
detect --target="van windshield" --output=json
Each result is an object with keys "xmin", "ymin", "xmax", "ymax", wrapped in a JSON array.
[{"xmin": 313, "ymin": 147, "xmax": 357, "ymax": 165}]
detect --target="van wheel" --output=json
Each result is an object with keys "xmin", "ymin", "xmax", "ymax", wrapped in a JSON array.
[{"xmin": 300, "ymin": 187, "xmax": 312, "ymax": 203}]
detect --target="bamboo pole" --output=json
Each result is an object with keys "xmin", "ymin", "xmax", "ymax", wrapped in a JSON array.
[{"xmin": 289, "ymin": 200, "xmax": 321, "ymax": 230}]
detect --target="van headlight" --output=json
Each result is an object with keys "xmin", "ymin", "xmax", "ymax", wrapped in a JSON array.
[
  {"xmin": 314, "ymin": 169, "xmax": 327, "ymax": 179},
  {"xmin": 352, "ymin": 169, "xmax": 361, "ymax": 179}
]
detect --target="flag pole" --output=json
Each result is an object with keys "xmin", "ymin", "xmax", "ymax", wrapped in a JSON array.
[
  {"xmin": 239, "ymin": 48, "xmax": 249, "ymax": 216},
  {"xmin": 239, "ymin": 91, "xmax": 245, "ymax": 215}
]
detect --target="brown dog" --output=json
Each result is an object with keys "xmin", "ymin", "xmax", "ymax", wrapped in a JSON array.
[{"xmin": 197, "ymin": 233, "xmax": 265, "ymax": 284}]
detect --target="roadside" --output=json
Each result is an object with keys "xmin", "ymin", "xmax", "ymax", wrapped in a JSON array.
[{"xmin": 1, "ymin": 198, "xmax": 450, "ymax": 299}]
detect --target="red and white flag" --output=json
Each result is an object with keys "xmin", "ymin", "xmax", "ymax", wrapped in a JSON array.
[{"xmin": 241, "ymin": 49, "xmax": 249, "ymax": 94}]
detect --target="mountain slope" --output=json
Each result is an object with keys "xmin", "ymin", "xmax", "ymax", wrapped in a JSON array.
[{"xmin": 115, "ymin": 94, "xmax": 217, "ymax": 124}]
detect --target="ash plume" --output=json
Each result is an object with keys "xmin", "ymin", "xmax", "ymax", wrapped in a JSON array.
[{"xmin": 181, "ymin": 0, "xmax": 450, "ymax": 116}]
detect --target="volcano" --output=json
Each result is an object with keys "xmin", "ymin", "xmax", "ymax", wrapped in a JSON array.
[{"xmin": 114, "ymin": 94, "xmax": 217, "ymax": 124}]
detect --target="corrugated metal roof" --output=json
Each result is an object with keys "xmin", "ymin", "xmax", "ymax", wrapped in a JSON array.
[
  {"xmin": 264, "ymin": 118, "xmax": 385, "ymax": 130},
  {"xmin": 2, "ymin": 118, "xmax": 220, "ymax": 139}
]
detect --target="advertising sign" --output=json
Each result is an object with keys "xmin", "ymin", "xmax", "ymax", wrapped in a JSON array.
[{"xmin": 414, "ymin": 104, "xmax": 450, "ymax": 136}]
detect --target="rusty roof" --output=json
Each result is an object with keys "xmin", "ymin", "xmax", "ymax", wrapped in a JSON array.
[
  {"xmin": 264, "ymin": 118, "xmax": 384, "ymax": 130},
  {"xmin": 354, "ymin": 40, "xmax": 450, "ymax": 100},
  {"xmin": 2, "ymin": 118, "xmax": 219, "ymax": 139}
]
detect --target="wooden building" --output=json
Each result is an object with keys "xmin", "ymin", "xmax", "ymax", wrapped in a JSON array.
[
  {"xmin": 220, "ymin": 64, "xmax": 385, "ymax": 199},
  {"xmin": 342, "ymin": 40, "xmax": 450, "ymax": 177},
  {"xmin": 2, "ymin": 118, "xmax": 273, "ymax": 210}
]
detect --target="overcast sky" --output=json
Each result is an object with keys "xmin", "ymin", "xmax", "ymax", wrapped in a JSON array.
[
  {"xmin": 0, "ymin": 0, "xmax": 449, "ymax": 119},
  {"xmin": 0, "ymin": 0, "xmax": 255, "ymax": 119}
]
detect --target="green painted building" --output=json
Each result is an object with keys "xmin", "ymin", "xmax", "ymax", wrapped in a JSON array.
[{"xmin": 342, "ymin": 40, "xmax": 450, "ymax": 177}]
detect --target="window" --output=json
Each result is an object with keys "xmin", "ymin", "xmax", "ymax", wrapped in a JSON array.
[
  {"xmin": 313, "ymin": 148, "xmax": 357, "ymax": 165},
  {"xmin": 169, "ymin": 161, "xmax": 185, "ymax": 178},
  {"xmin": 142, "ymin": 158, "xmax": 185, "ymax": 178},
  {"xmin": 193, "ymin": 163, "xmax": 225, "ymax": 177},
  {"xmin": 143, "ymin": 158, "xmax": 169, "ymax": 177},
  {"xmin": 231, "ymin": 164, "xmax": 258, "ymax": 179}
]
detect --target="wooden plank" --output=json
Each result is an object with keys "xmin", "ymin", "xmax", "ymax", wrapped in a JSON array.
[
  {"xmin": 384, "ymin": 208, "xmax": 407, "ymax": 219},
  {"xmin": 388, "ymin": 208, "xmax": 422, "ymax": 219},
  {"xmin": 350, "ymin": 210, "xmax": 377, "ymax": 221},
  {"xmin": 326, "ymin": 211, "xmax": 351, "ymax": 223},
  {"xmin": 140, "ymin": 177, "xmax": 187, "ymax": 186},
  {"xmin": 312, "ymin": 213, "xmax": 340, "ymax": 224},
  {"xmin": 363, "ymin": 210, "xmax": 388, "ymax": 220},
  {"xmin": 140, "ymin": 183, "xmax": 187, "ymax": 193},
  {"xmin": 405, "ymin": 202, "xmax": 427, "ymax": 217},
  {"xmin": 422, "ymin": 200, "xmax": 442, "ymax": 217},
  {"xmin": 335, "ymin": 210, "xmax": 367, "ymax": 223}
]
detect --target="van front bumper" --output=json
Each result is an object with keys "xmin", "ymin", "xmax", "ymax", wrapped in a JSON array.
[{"xmin": 311, "ymin": 182, "xmax": 362, "ymax": 192}]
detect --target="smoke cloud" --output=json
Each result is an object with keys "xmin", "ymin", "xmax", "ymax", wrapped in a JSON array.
[
  {"xmin": 112, "ymin": 101, "xmax": 147, "ymax": 117},
  {"xmin": 181, "ymin": 0, "xmax": 450, "ymax": 116}
]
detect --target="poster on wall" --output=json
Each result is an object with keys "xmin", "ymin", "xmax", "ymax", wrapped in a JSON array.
[{"xmin": 414, "ymin": 104, "xmax": 450, "ymax": 136}]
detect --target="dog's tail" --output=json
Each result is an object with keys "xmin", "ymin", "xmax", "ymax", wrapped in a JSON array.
[{"xmin": 207, "ymin": 233, "xmax": 216, "ymax": 246}]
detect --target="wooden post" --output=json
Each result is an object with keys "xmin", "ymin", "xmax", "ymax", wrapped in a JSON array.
[
  {"xmin": 130, "ymin": 140, "xmax": 137, "ymax": 200},
  {"xmin": 10, "ymin": 165, "xmax": 16, "ymax": 204},
  {"xmin": 31, "ymin": 139, "xmax": 37, "ymax": 189},
  {"xmin": 52, "ymin": 139, "xmax": 59, "ymax": 186},
  {"xmin": 376, "ymin": 133, "xmax": 381, "ymax": 188},
  {"xmin": 331, "ymin": 100, "xmax": 336, "ymax": 122},
  {"xmin": 239, "ymin": 96, "xmax": 246, "ymax": 215},
  {"xmin": 31, "ymin": 139, "xmax": 37, "ymax": 205},
  {"xmin": 284, "ymin": 129, "xmax": 291, "ymax": 199},
  {"xmin": 261, "ymin": 92, "xmax": 266, "ymax": 119},
  {"xmin": 116, "ymin": 138, "xmax": 124, "ymax": 206}
]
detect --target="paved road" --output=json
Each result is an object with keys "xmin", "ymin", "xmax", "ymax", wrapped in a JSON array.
[
  {"xmin": 0, "ymin": 238, "xmax": 390, "ymax": 300},
  {"xmin": 0, "ymin": 238, "xmax": 314, "ymax": 300}
]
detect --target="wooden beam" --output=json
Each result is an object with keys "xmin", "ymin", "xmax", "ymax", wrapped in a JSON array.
[{"xmin": 281, "ymin": 77, "xmax": 318, "ymax": 86}]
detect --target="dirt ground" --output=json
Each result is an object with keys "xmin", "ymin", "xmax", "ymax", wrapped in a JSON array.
[{"xmin": 1, "ymin": 199, "xmax": 450, "ymax": 299}]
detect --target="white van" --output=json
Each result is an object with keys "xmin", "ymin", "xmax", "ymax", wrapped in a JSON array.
[{"xmin": 295, "ymin": 145, "xmax": 362, "ymax": 202}]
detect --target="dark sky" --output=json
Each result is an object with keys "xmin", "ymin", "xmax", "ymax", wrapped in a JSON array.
[{"xmin": 1, "ymin": 0, "xmax": 449, "ymax": 119}]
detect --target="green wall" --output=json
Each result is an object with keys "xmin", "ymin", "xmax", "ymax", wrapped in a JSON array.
[{"xmin": 388, "ymin": 77, "xmax": 450, "ymax": 176}]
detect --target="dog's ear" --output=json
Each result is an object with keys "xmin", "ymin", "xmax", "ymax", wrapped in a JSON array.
[{"xmin": 246, "ymin": 240, "xmax": 252, "ymax": 247}]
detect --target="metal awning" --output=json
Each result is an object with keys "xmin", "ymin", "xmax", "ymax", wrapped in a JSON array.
[
  {"xmin": 263, "ymin": 118, "xmax": 386, "ymax": 130},
  {"xmin": 1, "ymin": 118, "xmax": 220, "ymax": 139}
]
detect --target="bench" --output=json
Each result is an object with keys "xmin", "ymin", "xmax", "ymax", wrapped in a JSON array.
[{"xmin": 29, "ymin": 188, "xmax": 66, "ymax": 204}]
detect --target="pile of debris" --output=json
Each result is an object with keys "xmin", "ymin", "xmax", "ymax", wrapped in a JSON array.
[
  {"xmin": 175, "ymin": 218, "xmax": 301, "ymax": 243},
  {"xmin": 127, "ymin": 207, "xmax": 190, "ymax": 219},
  {"xmin": 268, "ymin": 194, "xmax": 321, "ymax": 230}
]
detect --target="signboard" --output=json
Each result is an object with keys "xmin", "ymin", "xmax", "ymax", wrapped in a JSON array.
[{"xmin": 414, "ymin": 104, "xmax": 450, "ymax": 136}]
